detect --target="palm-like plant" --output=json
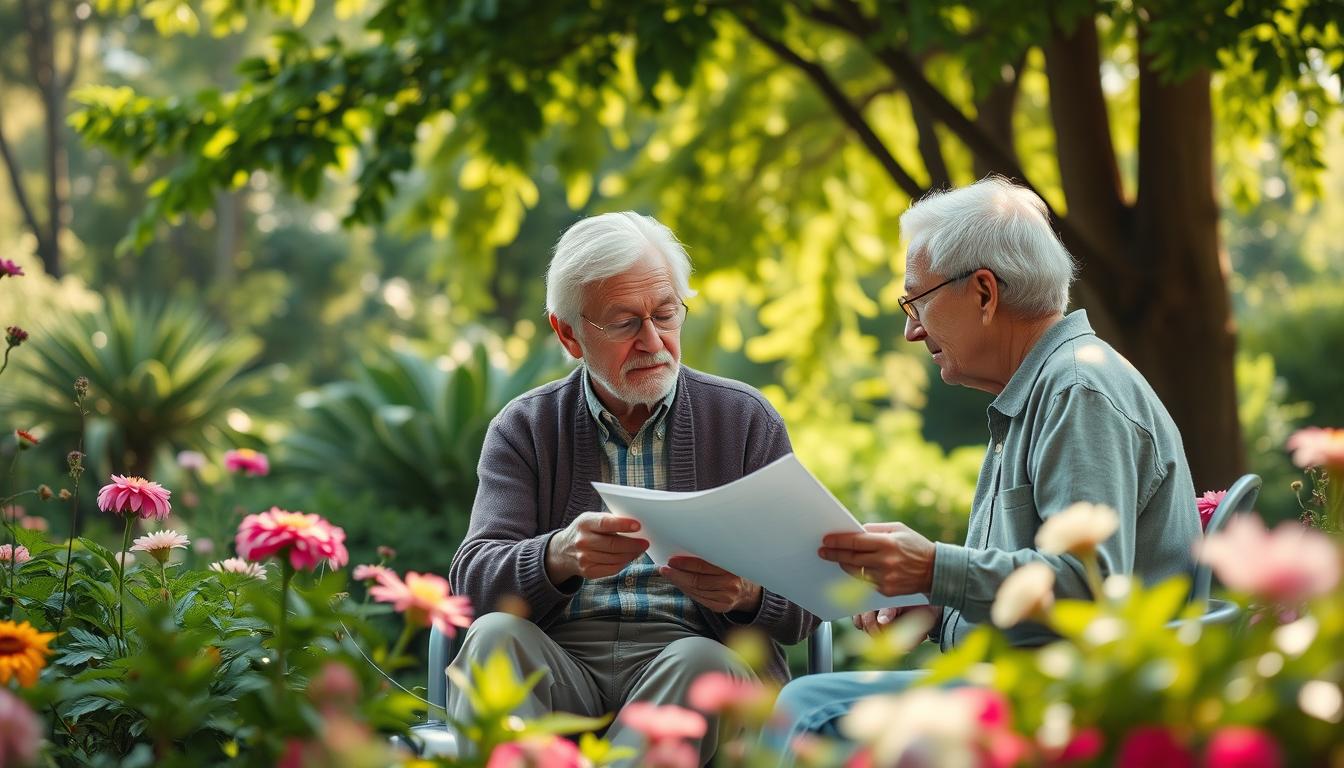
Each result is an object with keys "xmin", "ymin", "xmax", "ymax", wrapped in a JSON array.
[
  {"xmin": 283, "ymin": 340, "xmax": 565, "ymax": 517},
  {"xmin": 5, "ymin": 294, "xmax": 263, "ymax": 480}
]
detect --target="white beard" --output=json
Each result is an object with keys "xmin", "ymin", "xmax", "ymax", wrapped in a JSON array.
[{"xmin": 586, "ymin": 350, "xmax": 679, "ymax": 408}]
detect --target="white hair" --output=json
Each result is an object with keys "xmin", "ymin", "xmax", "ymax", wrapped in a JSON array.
[
  {"xmin": 899, "ymin": 176, "xmax": 1076, "ymax": 316},
  {"xmin": 545, "ymin": 212, "xmax": 697, "ymax": 323}
]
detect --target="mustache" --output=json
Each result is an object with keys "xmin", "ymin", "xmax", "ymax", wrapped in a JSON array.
[{"xmin": 622, "ymin": 351, "xmax": 675, "ymax": 374}]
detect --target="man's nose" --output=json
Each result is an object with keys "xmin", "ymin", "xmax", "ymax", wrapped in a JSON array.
[
  {"xmin": 633, "ymin": 317, "xmax": 664, "ymax": 350},
  {"xmin": 904, "ymin": 314, "xmax": 925, "ymax": 342}
]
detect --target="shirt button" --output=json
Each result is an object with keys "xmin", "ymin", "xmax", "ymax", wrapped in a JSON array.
[
  {"xmin": 631, "ymin": 446, "xmax": 641, "ymax": 455},
  {"xmin": 994, "ymin": 443, "xmax": 1004, "ymax": 454}
]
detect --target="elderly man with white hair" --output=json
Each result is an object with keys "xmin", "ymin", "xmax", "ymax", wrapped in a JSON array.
[
  {"xmin": 448, "ymin": 212, "xmax": 819, "ymax": 764},
  {"xmin": 766, "ymin": 176, "xmax": 1200, "ymax": 747}
]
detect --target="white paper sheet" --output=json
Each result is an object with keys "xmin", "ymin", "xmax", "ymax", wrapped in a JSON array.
[{"xmin": 591, "ymin": 453, "xmax": 928, "ymax": 621}]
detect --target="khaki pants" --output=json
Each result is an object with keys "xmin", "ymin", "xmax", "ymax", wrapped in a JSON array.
[{"xmin": 446, "ymin": 612, "xmax": 753, "ymax": 766}]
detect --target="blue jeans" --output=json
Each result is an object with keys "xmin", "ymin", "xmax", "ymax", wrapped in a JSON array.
[{"xmin": 762, "ymin": 669, "xmax": 929, "ymax": 762}]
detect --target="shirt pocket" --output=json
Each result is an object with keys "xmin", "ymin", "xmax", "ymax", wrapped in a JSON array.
[{"xmin": 997, "ymin": 483, "xmax": 1036, "ymax": 514}]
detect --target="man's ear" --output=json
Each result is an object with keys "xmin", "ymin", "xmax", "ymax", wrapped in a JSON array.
[
  {"xmin": 974, "ymin": 269, "xmax": 999, "ymax": 324},
  {"xmin": 550, "ymin": 313, "xmax": 585, "ymax": 360}
]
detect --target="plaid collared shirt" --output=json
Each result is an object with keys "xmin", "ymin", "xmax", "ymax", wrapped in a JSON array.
[{"xmin": 557, "ymin": 369, "xmax": 709, "ymax": 633}]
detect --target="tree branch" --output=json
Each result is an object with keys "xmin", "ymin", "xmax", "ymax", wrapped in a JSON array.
[
  {"xmin": 62, "ymin": 3, "xmax": 90, "ymax": 91},
  {"xmin": 735, "ymin": 15, "xmax": 926, "ymax": 199},
  {"xmin": 0, "ymin": 116, "xmax": 46, "ymax": 248}
]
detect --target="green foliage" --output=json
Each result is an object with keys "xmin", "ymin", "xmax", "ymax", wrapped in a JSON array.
[
  {"xmin": 4, "ymin": 294, "xmax": 265, "ymax": 480},
  {"xmin": 282, "ymin": 339, "xmax": 566, "ymax": 527}
]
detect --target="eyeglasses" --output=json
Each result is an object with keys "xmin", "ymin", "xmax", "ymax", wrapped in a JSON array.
[
  {"xmin": 583, "ymin": 302, "xmax": 688, "ymax": 342},
  {"xmin": 898, "ymin": 269, "xmax": 1006, "ymax": 322}
]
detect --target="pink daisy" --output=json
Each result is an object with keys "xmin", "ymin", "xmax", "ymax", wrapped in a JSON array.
[
  {"xmin": 96, "ymin": 474, "xmax": 172, "ymax": 520},
  {"xmin": 1196, "ymin": 489, "xmax": 1226, "ymax": 531},
  {"xmin": 687, "ymin": 672, "xmax": 770, "ymax": 714},
  {"xmin": 209, "ymin": 558, "xmax": 267, "ymax": 579},
  {"xmin": 223, "ymin": 448, "xmax": 270, "ymax": 476},
  {"xmin": 352, "ymin": 564, "xmax": 392, "ymax": 583},
  {"xmin": 1198, "ymin": 515, "xmax": 1342, "ymax": 603},
  {"xmin": 0, "ymin": 259, "xmax": 23, "ymax": 278},
  {"xmin": 235, "ymin": 507, "xmax": 348, "ymax": 571},
  {"xmin": 130, "ymin": 530, "xmax": 191, "ymax": 564},
  {"xmin": 1286, "ymin": 427, "xmax": 1344, "ymax": 470},
  {"xmin": 368, "ymin": 571, "xmax": 473, "ymax": 637}
]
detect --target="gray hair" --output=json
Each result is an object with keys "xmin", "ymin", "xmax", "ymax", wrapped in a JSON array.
[
  {"xmin": 899, "ymin": 176, "xmax": 1076, "ymax": 316},
  {"xmin": 545, "ymin": 212, "xmax": 697, "ymax": 323}
]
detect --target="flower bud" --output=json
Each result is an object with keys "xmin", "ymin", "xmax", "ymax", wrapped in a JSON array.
[
  {"xmin": 74, "ymin": 376, "xmax": 90, "ymax": 399},
  {"xmin": 377, "ymin": 545, "xmax": 397, "ymax": 562},
  {"xmin": 67, "ymin": 451, "xmax": 84, "ymax": 476},
  {"xmin": 38, "ymin": 485, "xmax": 53, "ymax": 501},
  {"xmin": 1291, "ymin": 480, "xmax": 1304, "ymax": 492},
  {"xmin": 59, "ymin": 488, "xmax": 72, "ymax": 500},
  {"xmin": 5, "ymin": 325, "xmax": 28, "ymax": 346},
  {"xmin": 15, "ymin": 430, "xmax": 38, "ymax": 450}
]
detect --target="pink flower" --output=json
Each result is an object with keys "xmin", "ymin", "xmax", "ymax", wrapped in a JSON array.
[
  {"xmin": 1198, "ymin": 515, "xmax": 1342, "ymax": 603},
  {"xmin": 209, "ymin": 558, "xmax": 267, "ymax": 579},
  {"xmin": 688, "ymin": 672, "xmax": 769, "ymax": 714},
  {"xmin": 235, "ymin": 507, "xmax": 348, "ymax": 571},
  {"xmin": 223, "ymin": 448, "xmax": 270, "ymax": 476},
  {"xmin": 368, "ymin": 571, "xmax": 473, "ymax": 637},
  {"xmin": 619, "ymin": 702, "xmax": 707, "ymax": 743},
  {"xmin": 1204, "ymin": 726, "xmax": 1282, "ymax": 768},
  {"xmin": 1197, "ymin": 490, "xmax": 1226, "ymax": 531},
  {"xmin": 1286, "ymin": 427, "xmax": 1344, "ymax": 470},
  {"xmin": 1050, "ymin": 727, "xmax": 1104, "ymax": 763},
  {"xmin": 308, "ymin": 662, "xmax": 362, "ymax": 713},
  {"xmin": 352, "ymin": 564, "xmax": 392, "ymax": 582},
  {"xmin": 18, "ymin": 516, "xmax": 47, "ymax": 533},
  {"xmin": 0, "ymin": 687, "xmax": 42, "ymax": 767},
  {"xmin": 0, "ymin": 545, "xmax": 32, "ymax": 565},
  {"xmin": 486, "ymin": 735, "xmax": 584, "ymax": 768},
  {"xmin": 96, "ymin": 474, "xmax": 172, "ymax": 520},
  {"xmin": 0, "ymin": 259, "xmax": 23, "ymax": 278},
  {"xmin": 176, "ymin": 450, "xmax": 207, "ymax": 471},
  {"xmin": 130, "ymin": 530, "xmax": 191, "ymax": 564},
  {"xmin": 641, "ymin": 738, "xmax": 700, "ymax": 768},
  {"xmin": 1116, "ymin": 726, "xmax": 1194, "ymax": 768}
]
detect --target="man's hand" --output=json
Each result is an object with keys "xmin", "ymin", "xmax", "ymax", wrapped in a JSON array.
[
  {"xmin": 660, "ymin": 556, "xmax": 763, "ymax": 614},
  {"xmin": 545, "ymin": 512, "xmax": 649, "ymax": 584},
  {"xmin": 819, "ymin": 521, "xmax": 937, "ymax": 597},
  {"xmin": 852, "ymin": 604, "xmax": 941, "ymax": 637}
]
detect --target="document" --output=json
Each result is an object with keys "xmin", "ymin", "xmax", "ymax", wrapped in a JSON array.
[{"xmin": 592, "ymin": 453, "xmax": 928, "ymax": 621}]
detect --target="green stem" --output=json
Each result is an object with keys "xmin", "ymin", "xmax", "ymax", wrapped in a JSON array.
[
  {"xmin": 160, "ymin": 560, "xmax": 174, "ymax": 616},
  {"xmin": 1083, "ymin": 551, "xmax": 1106, "ymax": 606},
  {"xmin": 388, "ymin": 620, "xmax": 417, "ymax": 664},
  {"xmin": 1326, "ymin": 471, "xmax": 1343, "ymax": 533},
  {"xmin": 276, "ymin": 560, "xmax": 293, "ymax": 693},
  {"xmin": 0, "ymin": 343, "xmax": 12, "ymax": 377},
  {"xmin": 54, "ymin": 471, "xmax": 83, "ymax": 636},
  {"xmin": 117, "ymin": 516, "xmax": 133, "ymax": 653}
]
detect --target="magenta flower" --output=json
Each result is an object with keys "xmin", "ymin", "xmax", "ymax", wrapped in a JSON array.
[
  {"xmin": 486, "ymin": 735, "xmax": 584, "ymax": 768},
  {"xmin": 1116, "ymin": 726, "xmax": 1194, "ymax": 768},
  {"xmin": 5, "ymin": 327, "xmax": 27, "ymax": 347},
  {"xmin": 223, "ymin": 448, "xmax": 270, "ymax": 476},
  {"xmin": 1050, "ymin": 727, "xmax": 1104, "ymax": 763},
  {"xmin": 96, "ymin": 475, "xmax": 172, "ymax": 520},
  {"xmin": 0, "ymin": 688, "xmax": 42, "ymax": 767},
  {"xmin": 0, "ymin": 259, "xmax": 22, "ymax": 278},
  {"xmin": 0, "ymin": 545, "xmax": 32, "ymax": 565},
  {"xmin": 1287, "ymin": 427, "xmax": 1344, "ymax": 470},
  {"xmin": 619, "ymin": 702, "xmax": 707, "ymax": 743},
  {"xmin": 1197, "ymin": 490, "xmax": 1227, "ymax": 531},
  {"xmin": 687, "ymin": 671, "xmax": 769, "ymax": 714},
  {"xmin": 369, "ymin": 570, "xmax": 473, "ymax": 637},
  {"xmin": 1198, "ymin": 515, "xmax": 1342, "ymax": 603},
  {"xmin": 235, "ymin": 507, "xmax": 348, "ymax": 571},
  {"xmin": 1204, "ymin": 726, "xmax": 1282, "ymax": 768}
]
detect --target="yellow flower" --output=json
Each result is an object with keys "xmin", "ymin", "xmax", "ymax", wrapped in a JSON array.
[{"xmin": 0, "ymin": 620, "xmax": 55, "ymax": 687}]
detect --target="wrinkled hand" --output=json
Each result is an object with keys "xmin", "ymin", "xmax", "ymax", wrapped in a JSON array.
[
  {"xmin": 819, "ymin": 521, "xmax": 936, "ymax": 597},
  {"xmin": 660, "ymin": 556, "xmax": 763, "ymax": 614},
  {"xmin": 852, "ymin": 604, "xmax": 942, "ymax": 637},
  {"xmin": 545, "ymin": 512, "xmax": 649, "ymax": 584}
]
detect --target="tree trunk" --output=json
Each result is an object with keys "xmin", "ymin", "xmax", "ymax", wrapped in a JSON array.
[{"xmin": 1120, "ymin": 62, "xmax": 1243, "ymax": 490}]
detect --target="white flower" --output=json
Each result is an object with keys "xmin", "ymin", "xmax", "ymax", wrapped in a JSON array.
[
  {"xmin": 130, "ymin": 529, "xmax": 191, "ymax": 564},
  {"xmin": 842, "ymin": 689, "xmax": 979, "ymax": 768},
  {"xmin": 992, "ymin": 562, "xmax": 1057, "ymax": 628},
  {"xmin": 1036, "ymin": 503, "xmax": 1119, "ymax": 556},
  {"xmin": 210, "ymin": 557, "xmax": 266, "ymax": 579}
]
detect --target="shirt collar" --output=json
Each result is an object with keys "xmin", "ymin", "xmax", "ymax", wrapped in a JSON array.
[
  {"xmin": 990, "ymin": 309, "xmax": 1096, "ymax": 418},
  {"xmin": 581, "ymin": 366, "xmax": 678, "ymax": 443}
]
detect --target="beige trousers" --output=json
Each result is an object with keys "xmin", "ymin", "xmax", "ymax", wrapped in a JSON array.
[{"xmin": 446, "ymin": 612, "xmax": 753, "ymax": 766}]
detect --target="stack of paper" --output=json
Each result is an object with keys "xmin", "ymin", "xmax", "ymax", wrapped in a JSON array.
[{"xmin": 592, "ymin": 454, "xmax": 928, "ymax": 621}]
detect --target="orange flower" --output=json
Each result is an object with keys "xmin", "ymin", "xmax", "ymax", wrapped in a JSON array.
[{"xmin": 0, "ymin": 620, "xmax": 55, "ymax": 687}]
